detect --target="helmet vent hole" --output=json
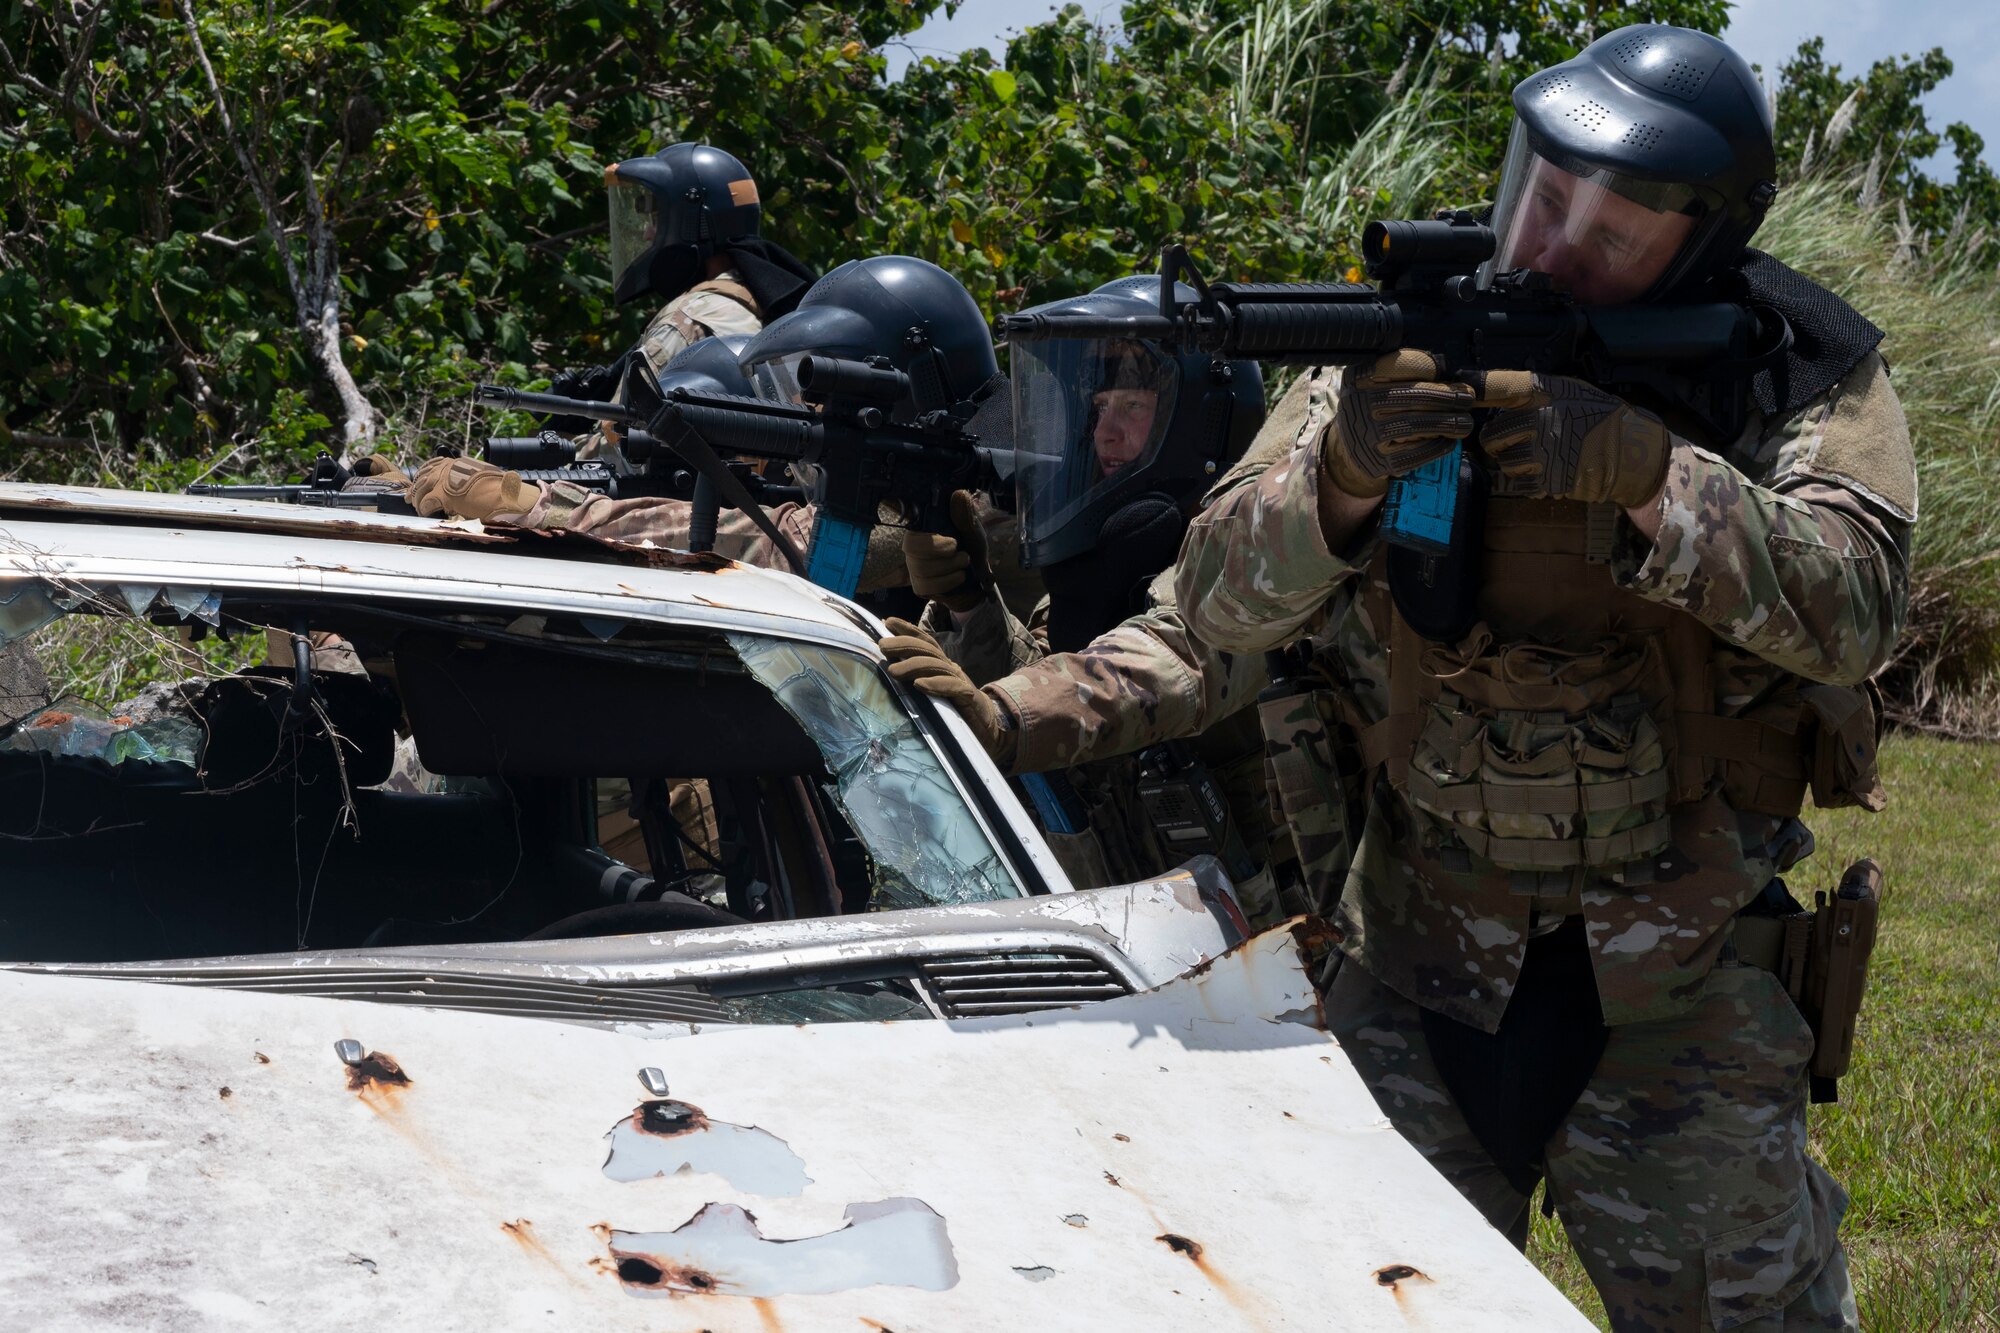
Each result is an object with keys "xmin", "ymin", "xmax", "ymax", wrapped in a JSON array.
[
  {"xmin": 1620, "ymin": 122, "xmax": 1663, "ymax": 151},
  {"xmin": 1567, "ymin": 99, "xmax": 1611, "ymax": 133},
  {"xmin": 1611, "ymin": 36, "xmax": 1650, "ymax": 64},
  {"xmin": 1663, "ymin": 58, "xmax": 1705, "ymax": 96},
  {"xmin": 1537, "ymin": 72, "xmax": 1572, "ymax": 99}
]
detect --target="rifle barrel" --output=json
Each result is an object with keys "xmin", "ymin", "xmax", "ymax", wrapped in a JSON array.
[{"xmin": 472, "ymin": 383, "xmax": 648, "ymax": 427}]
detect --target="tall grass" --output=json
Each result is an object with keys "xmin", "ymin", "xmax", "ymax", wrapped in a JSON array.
[
  {"xmin": 1758, "ymin": 173, "xmax": 2000, "ymax": 732},
  {"xmin": 1297, "ymin": 79, "xmax": 1452, "ymax": 256}
]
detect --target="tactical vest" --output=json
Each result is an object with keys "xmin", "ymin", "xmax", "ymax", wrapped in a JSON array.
[{"xmin": 1264, "ymin": 498, "xmax": 1884, "ymax": 901}]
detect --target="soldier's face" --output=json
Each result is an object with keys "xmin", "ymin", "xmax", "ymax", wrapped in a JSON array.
[
  {"xmin": 1091, "ymin": 389, "xmax": 1159, "ymax": 475},
  {"xmin": 1501, "ymin": 157, "xmax": 1695, "ymax": 305}
]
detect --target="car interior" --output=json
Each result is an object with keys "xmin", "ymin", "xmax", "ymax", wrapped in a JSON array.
[{"xmin": 0, "ymin": 592, "xmax": 1022, "ymax": 965}]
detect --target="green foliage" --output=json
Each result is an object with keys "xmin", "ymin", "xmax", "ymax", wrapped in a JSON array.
[
  {"xmin": 0, "ymin": 0, "xmax": 937, "ymax": 475},
  {"xmin": 5, "ymin": 0, "xmax": 2000, "ymax": 715},
  {"xmin": 1772, "ymin": 38, "xmax": 2000, "ymax": 244},
  {"xmin": 874, "ymin": 4, "xmax": 1308, "ymax": 312}
]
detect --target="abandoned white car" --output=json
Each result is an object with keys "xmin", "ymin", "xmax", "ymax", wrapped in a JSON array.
[{"xmin": 0, "ymin": 484, "xmax": 1590, "ymax": 1330}]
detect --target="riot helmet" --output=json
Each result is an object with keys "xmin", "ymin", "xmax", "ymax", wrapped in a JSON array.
[
  {"xmin": 652, "ymin": 332, "xmax": 755, "ymax": 399},
  {"xmin": 607, "ymin": 143, "xmax": 762, "ymax": 307},
  {"xmin": 737, "ymin": 256, "xmax": 1002, "ymax": 416},
  {"xmin": 1011, "ymin": 276, "xmax": 1264, "ymax": 569},
  {"xmin": 1483, "ymin": 25, "xmax": 1778, "ymax": 303}
]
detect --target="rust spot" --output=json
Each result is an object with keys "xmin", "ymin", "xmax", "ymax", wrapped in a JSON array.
[
  {"xmin": 613, "ymin": 1250, "xmax": 726, "ymax": 1295},
  {"xmin": 253, "ymin": 1052, "xmax": 271, "ymax": 1064},
  {"xmin": 1281, "ymin": 1111, "xmax": 1294, "ymax": 1119},
  {"xmin": 344, "ymin": 1049, "xmax": 411, "ymax": 1092},
  {"xmin": 1103, "ymin": 1171, "xmax": 1121, "ymax": 1188},
  {"xmin": 1375, "ymin": 1263, "xmax": 1427, "ymax": 1288},
  {"xmin": 499, "ymin": 1217, "xmax": 575, "ymax": 1278},
  {"xmin": 589, "ymin": 1222, "xmax": 614, "ymax": 1243},
  {"xmin": 859, "ymin": 1321, "xmax": 898, "ymax": 1331},
  {"xmin": 218, "ymin": 1086, "xmax": 232, "ymax": 1099},
  {"xmin": 752, "ymin": 1296, "xmax": 784, "ymax": 1331},
  {"xmin": 1158, "ymin": 1233, "xmax": 1204, "ymax": 1261},
  {"xmin": 635, "ymin": 1098, "xmax": 710, "ymax": 1138},
  {"xmin": 1112, "ymin": 1133, "xmax": 1130, "ymax": 1142}
]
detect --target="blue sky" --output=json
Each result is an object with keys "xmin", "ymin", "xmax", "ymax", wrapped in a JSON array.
[{"xmin": 883, "ymin": 0, "xmax": 1999, "ymax": 178}]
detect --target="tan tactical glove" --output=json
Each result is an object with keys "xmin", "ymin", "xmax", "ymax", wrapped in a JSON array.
[
  {"xmin": 340, "ymin": 454, "xmax": 411, "ymax": 494},
  {"xmin": 1321, "ymin": 350, "xmax": 1476, "ymax": 499},
  {"xmin": 406, "ymin": 456, "xmax": 539, "ymax": 521},
  {"xmin": 878, "ymin": 617, "xmax": 1015, "ymax": 767},
  {"xmin": 901, "ymin": 490, "xmax": 991, "ymax": 614},
  {"xmin": 1471, "ymin": 372, "xmax": 1672, "ymax": 508}
]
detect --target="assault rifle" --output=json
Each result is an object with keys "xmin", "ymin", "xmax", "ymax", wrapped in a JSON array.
[
  {"xmin": 998, "ymin": 211, "xmax": 1785, "ymax": 562},
  {"xmin": 475, "ymin": 354, "xmax": 1008, "ymax": 598},
  {"xmin": 477, "ymin": 428, "xmax": 807, "ymax": 511},
  {"xmin": 188, "ymin": 454, "xmax": 415, "ymax": 515}
]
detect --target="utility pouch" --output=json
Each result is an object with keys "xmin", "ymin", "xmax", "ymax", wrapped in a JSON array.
[
  {"xmin": 1135, "ymin": 740, "xmax": 1258, "ymax": 885},
  {"xmin": 1803, "ymin": 858, "xmax": 1882, "ymax": 1102},
  {"xmin": 1801, "ymin": 681, "xmax": 1888, "ymax": 812}
]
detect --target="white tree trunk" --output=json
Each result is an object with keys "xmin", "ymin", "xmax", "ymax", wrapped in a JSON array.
[{"xmin": 178, "ymin": 0, "xmax": 380, "ymax": 450}]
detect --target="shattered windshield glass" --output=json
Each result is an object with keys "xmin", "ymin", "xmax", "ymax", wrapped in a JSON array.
[
  {"xmin": 1, "ymin": 564, "xmax": 1026, "ymax": 977},
  {"xmin": 726, "ymin": 634, "xmax": 1019, "ymax": 911}
]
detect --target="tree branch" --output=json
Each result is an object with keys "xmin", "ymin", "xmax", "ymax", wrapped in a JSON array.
[
  {"xmin": 176, "ymin": 0, "xmax": 379, "ymax": 447},
  {"xmin": 528, "ymin": 219, "xmax": 607, "ymax": 251},
  {"xmin": 0, "ymin": 5, "xmax": 145, "ymax": 147}
]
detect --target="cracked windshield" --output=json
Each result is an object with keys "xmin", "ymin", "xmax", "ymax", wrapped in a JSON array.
[{"xmin": 0, "ymin": 578, "xmax": 1018, "ymax": 1028}]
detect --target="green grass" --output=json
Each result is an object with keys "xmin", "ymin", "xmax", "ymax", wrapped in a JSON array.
[{"xmin": 1530, "ymin": 733, "xmax": 2000, "ymax": 1329}]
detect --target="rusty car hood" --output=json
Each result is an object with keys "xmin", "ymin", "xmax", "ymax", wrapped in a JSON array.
[{"xmin": 0, "ymin": 924, "xmax": 1589, "ymax": 1330}]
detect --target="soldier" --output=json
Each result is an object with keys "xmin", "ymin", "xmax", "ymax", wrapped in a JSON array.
[
  {"xmin": 1173, "ymin": 26, "xmax": 1910, "ymax": 1330},
  {"xmin": 875, "ymin": 278, "xmax": 1300, "ymax": 921},
  {"xmin": 390, "ymin": 257, "xmax": 1037, "ymax": 616},
  {"xmin": 556, "ymin": 143, "xmax": 817, "ymax": 461}
]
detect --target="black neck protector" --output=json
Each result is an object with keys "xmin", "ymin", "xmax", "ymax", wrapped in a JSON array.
[
  {"xmin": 720, "ymin": 239, "xmax": 819, "ymax": 320},
  {"xmin": 1709, "ymin": 248, "xmax": 1884, "ymax": 422}
]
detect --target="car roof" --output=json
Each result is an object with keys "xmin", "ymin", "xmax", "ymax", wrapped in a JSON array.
[{"xmin": 0, "ymin": 482, "xmax": 878, "ymax": 652}]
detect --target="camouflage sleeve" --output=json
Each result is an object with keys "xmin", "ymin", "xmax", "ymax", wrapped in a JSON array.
[
  {"xmin": 504, "ymin": 486, "xmax": 911, "ymax": 589},
  {"xmin": 920, "ymin": 593, "xmax": 1045, "ymax": 686},
  {"xmin": 985, "ymin": 572, "xmax": 1271, "ymax": 774},
  {"xmin": 1174, "ymin": 429, "xmax": 1364, "ymax": 654},
  {"xmin": 506, "ymin": 484, "xmax": 815, "ymax": 573},
  {"xmin": 1617, "ymin": 355, "xmax": 1914, "ymax": 686}
]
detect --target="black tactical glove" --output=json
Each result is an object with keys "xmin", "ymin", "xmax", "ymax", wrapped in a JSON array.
[
  {"xmin": 1321, "ymin": 350, "xmax": 1475, "ymax": 499},
  {"xmin": 542, "ymin": 355, "xmax": 629, "ymax": 434},
  {"xmin": 1472, "ymin": 371, "xmax": 1672, "ymax": 508}
]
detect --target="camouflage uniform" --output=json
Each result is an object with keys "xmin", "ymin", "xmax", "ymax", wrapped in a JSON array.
[
  {"xmin": 578, "ymin": 273, "xmax": 765, "ymax": 465},
  {"xmin": 491, "ymin": 488, "xmax": 1036, "ymax": 621},
  {"xmin": 920, "ymin": 379, "xmax": 1317, "ymax": 922},
  {"xmin": 1174, "ymin": 351, "xmax": 1914, "ymax": 1330}
]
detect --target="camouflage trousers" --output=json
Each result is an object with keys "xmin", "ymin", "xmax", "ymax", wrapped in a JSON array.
[{"xmin": 1326, "ymin": 956, "xmax": 1858, "ymax": 1332}]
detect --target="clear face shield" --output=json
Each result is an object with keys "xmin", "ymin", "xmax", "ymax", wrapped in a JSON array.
[
  {"xmin": 1481, "ymin": 122, "xmax": 1714, "ymax": 305},
  {"xmin": 606, "ymin": 174, "xmax": 659, "ymax": 294},
  {"xmin": 748, "ymin": 352, "xmax": 811, "ymax": 407},
  {"xmin": 1012, "ymin": 337, "xmax": 1179, "ymax": 558}
]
